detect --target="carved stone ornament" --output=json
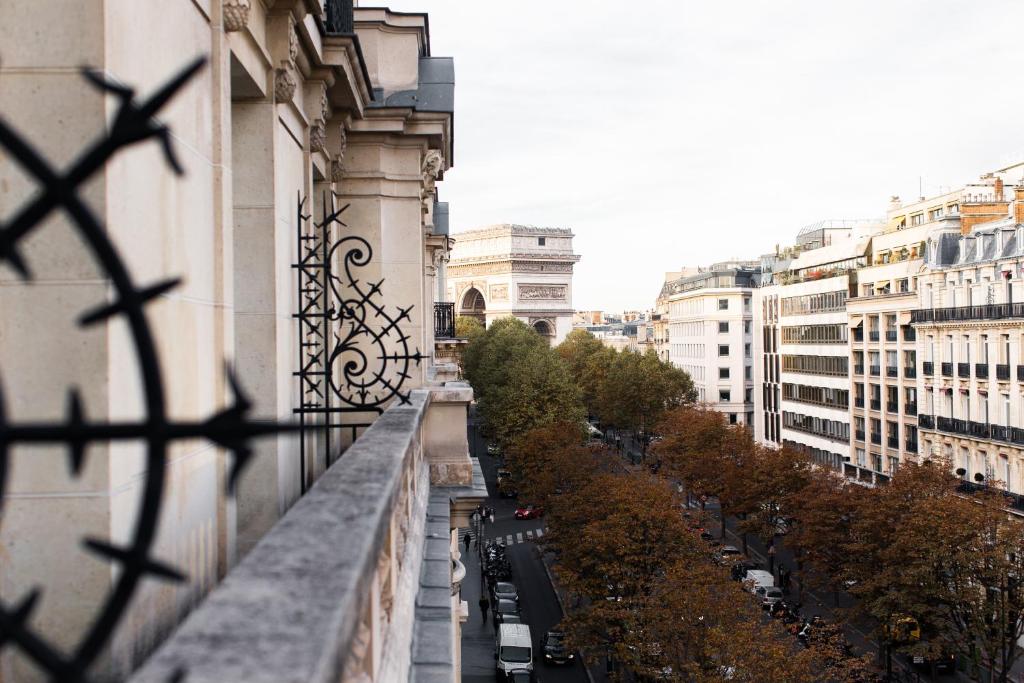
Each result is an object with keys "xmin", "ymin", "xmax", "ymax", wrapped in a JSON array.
[
  {"xmin": 320, "ymin": 89, "xmax": 331, "ymax": 123},
  {"xmin": 420, "ymin": 150, "xmax": 444, "ymax": 213},
  {"xmin": 489, "ymin": 284, "xmax": 509, "ymax": 301},
  {"xmin": 331, "ymin": 154, "xmax": 345, "ymax": 183},
  {"xmin": 274, "ymin": 66, "xmax": 297, "ymax": 102},
  {"xmin": 287, "ymin": 18, "xmax": 299, "ymax": 63},
  {"xmin": 519, "ymin": 284, "xmax": 567, "ymax": 301},
  {"xmin": 309, "ymin": 121, "xmax": 326, "ymax": 153},
  {"xmin": 222, "ymin": 0, "xmax": 251, "ymax": 32}
]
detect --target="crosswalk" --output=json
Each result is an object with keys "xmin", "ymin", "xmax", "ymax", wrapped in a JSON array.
[{"xmin": 456, "ymin": 526, "xmax": 545, "ymax": 547}]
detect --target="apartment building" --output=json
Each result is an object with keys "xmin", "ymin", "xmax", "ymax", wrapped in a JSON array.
[
  {"xmin": 760, "ymin": 221, "xmax": 880, "ymax": 470},
  {"xmin": 667, "ymin": 263, "xmax": 758, "ymax": 425},
  {"xmin": 752, "ymin": 253, "xmax": 789, "ymax": 445},
  {"xmin": 915, "ymin": 178, "xmax": 1024, "ymax": 496}
]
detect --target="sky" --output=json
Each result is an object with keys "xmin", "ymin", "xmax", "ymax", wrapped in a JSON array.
[{"xmin": 380, "ymin": 0, "xmax": 1024, "ymax": 312}]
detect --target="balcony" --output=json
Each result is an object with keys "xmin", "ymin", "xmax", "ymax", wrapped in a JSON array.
[
  {"xmin": 885, "ymin": 331, "xmax": 898, "ymax": 342},
  {"xmin": 855, "ymin": 429, "xmax": 866, "ymax": 441},
  {"xmin": 992, "ymin": 425, "xmax": 1010, "ymax": 443},
  {"xmin": 870, "ymin": 432, "xmax": 881, "ymax": 445},
  {"xmin": 998, "ymin": 364, "xmax": 1011, "ymax": 381},
  {"xmin": 886, "ymin": 366, "xmax": 898, "ymax": 378},
  {"xmin": 128, "ymin": 389, "xmax": 484, "ymax": 683},
  {"xmin": 854, "ymin": 397, "xmax": 865, "ymax": 409},
  {"xmin": 1019, "ymin": 365, "xmax": 1024, "ymax": 382},
  {"xmin": 903, "ymin": 328, "xmax": 916, "ymax": 342},
  {"xmin": 325, "ymin": 0, "xmax": 355, "ymax": 33},
  {"xmin": 957, "ymin": 481, "xmax": 1024, "ymax": 515},
  {"xmin": 918, "ymin": 414, "xmax": 935, "ymax": 429},
  {"xmin": 852, "ymin": 329, "xmax": 864, "ymax": 342},
  {"xmin": 886, "ymin": 401, "xmax": 898, "ymax": 413},
  {"xmin": 923, "ymin": 361, "xmax": 934, "ymax": 376},
  {"xmin": 905, "ymin": 402, "xmax": 917, "ymax": 416},
  {"xmin": 1013, "ymin": 427, "xmax": 1024, "ymax": 445},
  {"xmin": 843, "ymin": 463, "xmax": 891, "ymax": 488},
  {"xmin": 976, "ymin": 363, "xmax": 989, "ymax": 379},
  {"xmin": 912, "ymin": 303, "xmax": 1024, "ymax": 324},
  {"xmin": 904, "ymin": 366, "xmax": 916, "ymax": 378},
  {"xmin": 887, "ymin": 437, "xmax": 899, "ymax": 449},
  {"xmin": 854, "ymin": 364, "xmax": 865, "ymax": 375},
  {"xmin": 957, "ymin": 363, "xmax": 970, "ymax": 378},
  {"xmin": 869, "ymin": 330, "xmax": 880, "ymax": 342},
  {"xmin": 869, "ymin": 365, "xmax": 881, "ymax": 377},
  {"xmin": 905, "ymin": 440, "xmax": 918, "ymax": 453},
  {"xmin": 434, "ymin": 301, "xmax": 455, "ymax": 339},
  {"xmin": 870, "ymin": 399, "xmax": 881, "ymax": 411},
  {"xmin": 941, "ymin": 362, "xmax": 953, "ymax": 377},
  {"xmin": 936, "ymin": 416, "xmax": 968, "ymax": 435}
]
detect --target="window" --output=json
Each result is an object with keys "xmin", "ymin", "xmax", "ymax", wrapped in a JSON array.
[
  {"xmin": 856, "ymin": 448, "xmax": 866, "ymax": 466},
  {"xmin": 538, "ymin": 237, "xmax": 546, "ymax": 246},
  {"xmin": 719, "ymin": 367, "xmax": 730, "ymax": 379},
  {"xmin": 718, "ymin": 299, "xmax": 729, "ymax": 311},
  {"xmin": 910, "ymin": 213, "xmax": 924, "ymax": 226},
  {"xmin": 745, "ymin": 388, "xmax": 753, "ymax": 403},
  {"xmin": 928, "ymin": 207, "xmax": 944, "ymax": 221},
  {"xmin": 744, "ymin": 366, "xmax": 752, "ymax": 380},
  {"xmin": 780, "ymin": 324, "xmax": 848, "ymax": 344},
  {"xmin": 744, "ymin": 343, "xmax": 751, "ymax": 357},
  {"xmin": 781, "ymin": 355, "xmax": 849, "ymax": 376},
  {"xmin": 744, "ymin": 320, "xmax": 751, "ymax": 334},
  {"xmin": 718, "ymin": 344, "xmax": 730, "ymax": 356},
  {"xmin": 729, "ymin": 413, "xmax": 738, "ymax": 424},
  {"xmin": 720, "ymin": 390, "xmax": 731, "ymax": 402},
  {"xmin": 718, "ymin": 321, "xmax": 729, "ymax": 333}
]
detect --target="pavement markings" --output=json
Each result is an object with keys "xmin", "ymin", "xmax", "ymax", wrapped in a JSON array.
[
  {"xmin": 535, "ymin": 528, "xmax": 544, "ymax": 538},
  {"xmin": 506, "ymin": 534, "xmax": 513, "ymax": 545},
  {"xmin": 516, "ymin": 532, "xmax": 524, "ymax": 543},
  {"xmin": 526, "ymin": 530, "xmax": 534, "ymax": 539}
]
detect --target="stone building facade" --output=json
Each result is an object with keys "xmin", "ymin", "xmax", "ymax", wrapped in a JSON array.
[
  {"xmin": 0, "ymin": 2, "xmax": 477, "ymax": 681},
  {"xmin": 446, "ymin": 225, "xmax": 580, "ymax": 344}
]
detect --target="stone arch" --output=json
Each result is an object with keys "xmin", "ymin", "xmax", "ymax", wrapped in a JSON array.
[
  {"xmin": 459, "ymin": 286, "xmax": 486, "ymax": 323},
  {"xmin": 532, "ymin": 319, "xmax": 554, "ymax": 337}
]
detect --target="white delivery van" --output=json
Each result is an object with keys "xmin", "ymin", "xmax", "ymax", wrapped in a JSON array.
[
  {"xmin": 496, "ymin": 623, "xmax": 533, "ymax": 677},
  {"xmin": 744, "ymin": 569, "xmax": 775, "ymax": 594}
]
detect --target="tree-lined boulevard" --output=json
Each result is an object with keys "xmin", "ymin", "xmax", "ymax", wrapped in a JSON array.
[{"xmin": 458, "ymin": 320, "xmax": 1024, "ymax": 682}]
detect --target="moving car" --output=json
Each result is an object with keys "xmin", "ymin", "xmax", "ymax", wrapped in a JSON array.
[
  {"xmin": 514, "ymin": 504, "xmax": 544, "ymax": 520},
  {"xmin": 491, "ymin": 581, "xmax": 519, "ymax": 606},
  {"xmin": 540, "ymin": 630, "xmax": 573, "ymax": 665},
  {"xmin": 496, "ymin": 623, "xmax": 533, "ymax": 678}
]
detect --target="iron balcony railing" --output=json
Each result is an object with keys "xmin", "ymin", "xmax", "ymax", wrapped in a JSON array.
[
  {"xmin": 976, "ymin": 363, "xmax": 989, "ymax": 379},
  {"xmin": 870, "ymin": 432, "xmax": 881, "ymax": 445},
  {"xmin": 941, "ymin": 362, "xmax": 953, "ymax": 377},
  {"xmin": 904, "ymin": 366, "xmax": 916, "ymax": 378},
  {"xmin": 434, "ymin": 302, "xmax": 455, "ymax": 339},
  {"xmin": 912, "ymin": 303, "xmax": 1024, "ymax": 324},
  {"xmin": 869, "ymin": 330, "xmax": 880, "ymax": 342},
  {"xmin": 870, "ymin": 399, "xmax": 881, "ymax": 411},
  {"xmin": 887, "ymin": 437, "xmax": 899, "ymax": 449},
  {"xmin": 997, "ymin": 364, "xmax": 1011, "ymax": 381},
  {"xmin": 870, "ymin": 365, "xmax": 881, "ymax": 376},
  {"xmin": 886, "ymin": 331, "xmax": 898, "ymax": 342},
  {"xmin": 855, "ymin": 429, "xmax": 865, "ymax": 441},
  {"xmin": 1019, "ymin": 365, "xmax": 1024, "ymax": 382},
  {"xmin": 325, "ymin": 0, "xmax": 355, "ymax": 33},
  {"xmin": 854, "ymin": 364, "xmax": 865, "ymax": 374},
  {"xmin": 904, "ymin": 328, "xmax": 917, "ymax": 342},
  {"xmin": 991, "ymin": 425, "xmax": 1009, "ymax": 442},
  {"xmin": 1013, "ymin": 427, "xmax": 1024, "ymax": 445},
  {"xmin": 923, "ymin": 361, "xmax": 934, "ymax": 375},
  {"xmin": 854, "ymin": 397, "xmax": 865, "ymax": 408},
  {"xmin": 852, "ymin": 329, "xmax": 864, "ymax": 342},
  {"xmin": 905, "ymin": 402, "xmax": 917, "ymax": 416},
  {"xmin": 937, "ymin": 416, "xmax": 968, "ymax": 434},
  {"xmin": 969, "ymin": 421, "xmax": 991, "ymax": 439},
  {"xmin": 957, "ymin": 362, "xmax": 970, "ymax": 378},
  {"xmin": 905, "ymin": 440, "xmax": 918, "ymax": 453},
  {"xmin": 918, "ymin": 414, "xmax": 935, "ymax": 429},
  {"xmin": 958, "ymin": 481, "xmax": 1024, "ymax": 514},
  {"xmin": 886, "ymin": 366, "xmax": 898, "ymax": 378},
  {"xmin": 886, "ymin": 401, "xmax": 898, "ymax": 413}
]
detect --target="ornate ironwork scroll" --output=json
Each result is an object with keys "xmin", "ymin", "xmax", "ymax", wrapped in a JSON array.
[
  {"xmin": 293, "ymin": 193, "xmax": 423, "ymax": 473},
  {"xmin": 0, "ymin": 58, "xmax": 290, "ymax": 682}
]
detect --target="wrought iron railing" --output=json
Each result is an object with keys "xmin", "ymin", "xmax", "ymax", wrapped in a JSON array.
[
  {"xmin": 923, "ymin": 361, "xmax": 934, "ymax": 375},
  {"xmin": 977, "ymin": 363, "xmax": 989, "ymax": 379},
  {"xmin": 434, "ymin": 302, "xmax": 455, "ymax": 339},
  {"xmin": 941, "ymin": 362, "xmax": 953, "ymax": 377},
  {"xmin": 886, "ymin": 401, "xmax": 898, "ymax": 413},
  {"xmin": 325, "ymin": 0, "xmax": 355, "ymax": 33},
  {"xmin": 885, "ymin": 331, "xmax": 898, "ymax": 342},
  {"xmin": 904, "ymin": 366, "xmax": 916, "ymax": 378},
  {"xmin": 870, "ymin": 365, "xmax": 880, "ymax": 376},
  {"xmin": 870, "ymin": 399, "xmax": 881, "ymax": 411},
  {"xmin": 1019, "ymin": 365, "xmax": 1024, "ymax": 382},
  {"xmin": 886, "ymin": 366, "xmax": 898, "ymax": 378},
  {"xmin": 957, "ymin": 362, "xmax": 970, "ymax": 378},
  {"xmin": 912, "ymin": 303, "xmax": 1024, "ymax": 324},
  {"xmin": 958, "ymin": 481, "xmax": 1024, "ymax": 514},
  {"xmin": 918, "ymin": 414, "xmax": 935, "ymax": 429},
  {"xmin": 869, "ymin": 330, "xmax": 880, "ymax": 342},
  {"xmin": 905, "ymin": 402, "xmax": 917, "ymax": 416},
  {"xmin": 997, "ymin": 364, "xmax": 1011, "ymax": 380}
]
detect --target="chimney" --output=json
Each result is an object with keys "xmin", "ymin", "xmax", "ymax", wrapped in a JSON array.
[
  {"xmin": 1015, "ymin": 183, "xmax": 1024, "ymax": 224},
  {"xmin": 888, "ymin": 195, "xmax": 902, "ymax": 210},
  {"xmin": 995, "ymin": 177, "xmax": 1005, "ymax": 201}
]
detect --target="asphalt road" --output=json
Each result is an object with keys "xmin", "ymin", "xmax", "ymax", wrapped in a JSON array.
[{"xmin": 462, "ymin": 411, "xmax": 588, "ymax": 683}]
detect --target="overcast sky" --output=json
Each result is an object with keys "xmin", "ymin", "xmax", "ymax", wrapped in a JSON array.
[{"xmin": 381, "ymin": 0, "xmax": 1024, "ymax": 312}]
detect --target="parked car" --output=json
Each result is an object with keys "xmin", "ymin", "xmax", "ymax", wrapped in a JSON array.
[
  {"xmin": 759, "ymin": 586, "xmax": 785, "ymax": 610},
  {"xmin": 699, "ymin": 530, "xmax": 715, "ymax": 541},
  {"xmin": 492, "ymin": 581, "xmax": 519, "ymax": 606},
  {"xmin": 540, "ymin": 630, "xmax": 573, "ymax": 665},
  {"xmin": 494, "ymin": 599, "xmax": 522, "ymax": 627},
  {"xmin": 514, "ymin": 504, "xmax": 544, "ymax": 520},
  {"xmin": 911, "ymin": 649, "xmax": 956, "ymax": 674},
  {"xmin": 715, "ymin": 545, "xmax": 742, "ymax": 565},
  {"xmin": 496, "ymin": 623, "xmax": 533, "ymax": 678},
  {"xmin": 499, "ymin": 478, "xmax": 518, "ymax": 498},
  {"xmin": 487, "ymin": 443, "xmax": 501, "ymax": 456}
]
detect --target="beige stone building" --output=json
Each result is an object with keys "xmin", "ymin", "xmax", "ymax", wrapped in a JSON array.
[
  {"xmin": 0, "ymin": 2, "xmax": 479, "ymax": 681},
  {"xmin": 447, "ymin": 224, "xmax": 580, "ymax": 344}
]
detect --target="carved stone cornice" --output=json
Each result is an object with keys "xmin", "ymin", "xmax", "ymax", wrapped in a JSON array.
[
  {"xmin": 273, "ymin": 15, "xmax": 299, "ymax": 103},
  {"xmin": 421, "ymin": 150, "xmax": 444, "ymax": 215},
  {"xmin": 223, "ymin": 0, "xmax": 251, "ymax": 32},
  {"xmin": 446, "ymin": 260, "xmax": 576, "ymax": 277}
]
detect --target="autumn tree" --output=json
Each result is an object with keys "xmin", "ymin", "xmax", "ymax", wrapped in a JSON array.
[
  {"xmin": 594, "ymin": 349, "xmax": 695, "ymax": 437},
  {"xmin": 732, "ymin": 442, "xmax": 813, "ymax": 555},
  {"xmin": 556, "ymin": 329, "xmax": 607, "ymax": 416},
  {"xmin": 507, "ymin": 421, "xmax": 606, "ymax": 510}
]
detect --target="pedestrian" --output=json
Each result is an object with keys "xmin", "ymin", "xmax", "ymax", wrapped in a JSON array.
[
  {"xmin": 463, "ymin": 532, "xmax": 471, "ymax": 552},
  {"xmin": 488, "ymin": 508, "xmax": 495, "ymax": 525},
  {"xmin": 479, "ymin": 595, "xmax": 489, "ymax": 623}
]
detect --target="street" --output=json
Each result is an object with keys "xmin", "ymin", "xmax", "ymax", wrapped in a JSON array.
[{"xmin": 462, "ymin": 411, "xmax": 589, "ymax": 683}]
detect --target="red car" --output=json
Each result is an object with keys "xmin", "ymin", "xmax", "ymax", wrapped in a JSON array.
[{"xmin": 514, "ymin": 504, "xmax": 544, "ymax": 520}]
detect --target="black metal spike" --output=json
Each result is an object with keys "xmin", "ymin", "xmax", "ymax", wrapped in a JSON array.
[
  {"xmin": 137, "ymin": 56, "xmax": 207, "ymax": 119},
  {"xmin": 224, "ymin": 362, "xmax": 252, "ymax": 414},
  {"xmin": 78, "ymin": 278, "xmax": 181, "ymax": 326},
  {"xmin": 83, "ymin": 539, "xmax": 185, "ymax": 583},
  {"xmin": 226, "ymin": 446, "xmax": 253, "ymax": 495},
  {"xmin": 0, "ymin": 589, "xmax": 41, "ymax": 646},
  {"xmin": 0, "ymin": 241, "xmax": 31, "ymax": 279},
  {"xmin": 66, "ymin": 389, "xmax": 87, "ymax": 475},
  {"xmin": 80, "ymin": 68, "xmax": 136, "ymax": 99}
]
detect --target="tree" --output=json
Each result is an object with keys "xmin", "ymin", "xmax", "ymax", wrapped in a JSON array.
[
  {"xmin": 507, "ymin": 421, "xmax": 599, "ymax": 510},
  {"xmin": 732, "ymin": 443, "xmax": 813, "ymax": 559},
  {"xmin": 556, "ymin": 329, "xmax": 606, "ymax": 416},
  {"xmin": 454, "ymin": 314, "xmax": 484, "ymax": 341}
]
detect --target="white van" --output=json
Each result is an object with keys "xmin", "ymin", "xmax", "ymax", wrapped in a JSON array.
[
  {"xmin": 496, "ymin": 623, "xmax": 533, "ymax": 677},
  {"xmin": 744, "ymin": 569, "xmax": 775, "ymax": 594}
]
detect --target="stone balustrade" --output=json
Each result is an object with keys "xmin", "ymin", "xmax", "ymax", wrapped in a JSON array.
[{"xmin": 128, "ymin": 385, "xmax": 483, "ymax": 683}]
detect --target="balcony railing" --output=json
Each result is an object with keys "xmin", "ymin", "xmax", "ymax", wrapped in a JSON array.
[
  {"xmin": 941, "ymin": 362, "xmax": 953, "ymax": 377},
  {"xmin": 870, "ymin": 365, "xmax": 881, "ymax": 376},
  {"xmin": 905, "ymin": 402, "xmax": 917, "ymax": 416},
  {"xmin": 1013, "ymin": 427, "xmax": 1024, "ymax": 445},
  {"xmin": 912, "ymin": 303, "xmax": 1024, "ymax": 324},
  {"xmin": 855, "ymin": 429, "xmax": 865, "ymax": 441},
  {"xmin": 870, "ymin": 399, "xmax": 881, "ymax": 411},
  {"xmin": 905, "ymin": 440, "xmax": 918, "ymax": 453},
  {"xmin": 870, "ymin": 432, "xmax": 881, "ymax": 445},
  {"xmin": 903, "ymin": 328, "xmax": 916, "ymax": 342},
  {"xmin": 976, "ymin": 363, "xmax": 989, "ymax": 379},
  {"xmin": 957, "ymin": 362, "xmax": 970, "ymax": 378},
  {"xmin": 918, "ymin": 414, "xmax": 935, "ymax": 429},
  {"xmin": 887, "ymin": 437, "xmax": 899, "ymax": 449},
  {"xmin": 904, "ymin": 366, "xmax": 916, "ymax": 378},
  {"xmin": 997, "ymin": 364, "xmax": 1011, "ymax": 381},
  {"xmin": 886, "ymin": 401, "xmax": 898, "ymax": 413},
  {"xmin": 854, "ymin": 397, "xmax": 865, "ymax": 408},
  {"xmin": 854, "ymin": 364, "xmax": 865, "ymax": 375},
  {"xmin": 869, "ymin": 330, "xmax": 880, "ymax": 342},
  {"xmin": 885, "ymin": 331, "xmax": 898, "ymax": 342},
  {"xmin": 957, "ymin": 481, "xmax": 1024, "ymax": 514},
  {"xmin": 969, "ymin": 421, "xmax": 991, "ymax": 439},
  {"xmin": 923, "ymin": 361, "xmax": 934, "ymax": 376},
  {"xmin": 434, "ymin": 302, "xmax": 455, "ymax": 339},
  {"xmin": 992, "ymin": 425, "xmax": 1010, "ymax": 443},
  {"xmin": 937, "ymin": 416, "xmax": 968, "ymax": 435},
  {"xmin": 852, "ymin": 329, "xmax": 864, "ymax": 342},
  {"xmin": 886, "ymin": 366, "xmax": 898, "ymax": 378},
  {"xmin": 325, "ymin": 0, "xmax": 355, "ymax": 33},
  {"xmin": 1019, "ymin": 365, "xmax": 1024, "ymax": 382}
]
